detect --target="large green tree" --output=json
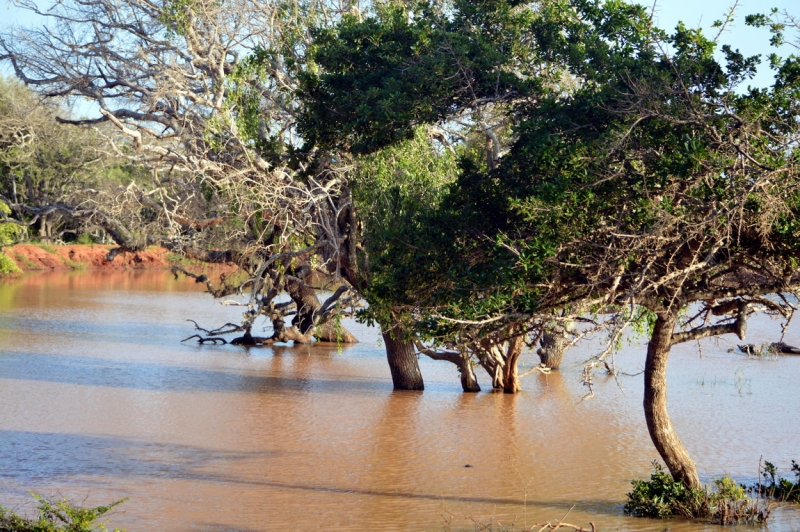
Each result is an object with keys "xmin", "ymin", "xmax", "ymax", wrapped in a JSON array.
[
  {"xmin": 303, "ymin": 0, "xmax": 800, "ymax": 489},
  {"xmin": 301, "ymin": 0, "xmax": 554, "ymax": 391}
]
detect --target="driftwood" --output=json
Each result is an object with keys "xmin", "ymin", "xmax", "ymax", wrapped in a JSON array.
[
  {"xmin": 738, "ymin": 342, "xmax": 800, "ymax": 356},
  {"xmin": 771, "ymin": 342, "xmax": 800, "ymax": 355},
  {"xmin": 532, "ymin": 523, "xmax": 596, "ymax": 532}
]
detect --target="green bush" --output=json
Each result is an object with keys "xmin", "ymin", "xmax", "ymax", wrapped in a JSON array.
[
  {"xmin": 625, "ymin": 462, "xmax": 771, "ymax": 524},
  {"xmin": 760, "ymin": 461, "xmax": 800, "ymax": 502},
  {"xmin": 0, "ymin": 252, "xmax": 21, "ymax": 275},
  {"xmin": 0, "ymin": 201, "xmax": 21, "ymax": 246},
  {"xmin": 75, "ymin": 233, "xmax": 95, "ymax": 245},
  {"xmin": 0, "ymin": 495, "xmax": 126, "ymax": 531}
]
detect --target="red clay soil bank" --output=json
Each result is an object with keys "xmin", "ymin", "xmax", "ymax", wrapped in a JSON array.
[{"xmin": 4, "ymin": 244, "xmax": 231, "ymax": 272}]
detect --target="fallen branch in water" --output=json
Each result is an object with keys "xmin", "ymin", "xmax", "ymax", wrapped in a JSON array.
[
  {"xmin": 532, "ymin": 523, "xmax": 595, "ymax": 532},
  {"xmin": 532, "ymin": 504, "xmax": 596, "ymax": 532},
  {"xmin": 181, "ymin": 334, "xmax": 228, "ymax": 344}
]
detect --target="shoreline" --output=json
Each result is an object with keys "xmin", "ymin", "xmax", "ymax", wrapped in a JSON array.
[{"xmin": 0, "ymin": 243, "xmax": 237, "ymax": 274}]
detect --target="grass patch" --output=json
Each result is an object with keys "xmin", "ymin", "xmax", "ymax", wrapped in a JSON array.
[
  {"xmin": 13, "ymin": 253, "xmax": 38, "ymax": 270},
  {"xmin": 64, "ymin": 259, "xmax": 87, "ymax": 271},
  {"xmin": 625, "ymin": 462, "xmax": 771, "ymax": 524},
  {"xmin": 0, "ymin": 494, "xmax": 126, "ymax": 531},
  {"xmin": 34, "ymin": 242, "xmax": 57, "ymax": 254}
]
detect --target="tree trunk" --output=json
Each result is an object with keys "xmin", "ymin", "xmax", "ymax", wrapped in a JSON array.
[
  {"xmin": 382, "ymin": 323, "xmax": 424, "ymax": 391},
  {"xmin": 476, "ymin": 338, "xmax": 505, "ymax": 389},
  {"xmin": 644, "ymin": 312, "xmax": 702, "ymax": 490},
  {"xmin": 315, "ymin": 321, "xmax": 359, "ymax": 343},
  {"xmin": 458, "ymin": 357, "xmax": 481, "ymax": 392},
  {"xmin": 420, "ymin": 348, "xmax": 480, "ymax": 392},
  {"xmin": 39, "ymin": 214, "xmax": 51, "ymax": 242},
  {"xmin": 537, "ymin": 321, "xmax": 572, "ymax": 369},
  {"xmin": 503, "ymin": 332, "xmax": 525, "ymax": 393}
]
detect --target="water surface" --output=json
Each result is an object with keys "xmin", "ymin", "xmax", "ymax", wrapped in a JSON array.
[{"xmin": 1, "ymin": 271, "xmax": 799, "ymax": 531}]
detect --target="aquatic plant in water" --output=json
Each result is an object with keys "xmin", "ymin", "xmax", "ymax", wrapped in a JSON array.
[
  {"xmin": 759, "ymin": 461, "xmax": 800, "ymax": 502},
  {"xmin": 625, "ymin": 462, "xmax": 771, "ymax": 524},
  {"xmin": 0, "ymin": 494, "xmax": 126, "ymax": 532}
]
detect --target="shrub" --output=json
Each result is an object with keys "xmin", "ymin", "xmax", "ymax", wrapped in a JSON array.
[
  {"xmin": 759, "ymin": 461, "xmax": 800, "ymax": 502},
  {"xmin": 0, "ymin": 495, "xmax": 127, "ymax": 531},
  {"xmin": 75, "ymin": 233, "xmax": 95, "ymax": 245},
  {"xmin": 0, "ymin": 201, "xmax": 21, "ymax": 246},
  {"xmin": 0, "ymin": 252, "xmax": 21, "ymax": 275},
  {"xmin": 625, "ymin": 462, "xmax": 771, "ymax": 524}
]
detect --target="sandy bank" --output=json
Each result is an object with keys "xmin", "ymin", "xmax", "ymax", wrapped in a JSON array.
[{"xmin": 2, "ymin": 244, "xmax": 235, "ymax": 273}]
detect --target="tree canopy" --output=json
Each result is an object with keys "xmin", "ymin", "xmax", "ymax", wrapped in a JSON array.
[{"xmin": 301, "ymin": 0, "xmax": 800, "ymax": 487}]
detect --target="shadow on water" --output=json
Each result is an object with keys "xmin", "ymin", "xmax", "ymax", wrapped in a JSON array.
[
  {"xmin": 0, "ymin": 352, "xmax": 389, "ymax": 395},
  {"xmin": 0, "ymin": 430, "xmax": 616, "ymax": 513}
]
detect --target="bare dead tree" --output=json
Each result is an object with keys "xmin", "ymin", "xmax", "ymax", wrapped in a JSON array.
[{"xmin": 1, "ymin": 0, "xmax": 369, "ymax": 342}]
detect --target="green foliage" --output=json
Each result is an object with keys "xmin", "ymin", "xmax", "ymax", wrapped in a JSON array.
[
  {"xmin": 760, "ymin": 461, "xmax": 800, "ymax": 502},
  {"xmin": 625, "ymin": 462, "xmax": 701, "ymax": 519},
  {"xmin": 74, "ymin": 233, "xmax": 94, "ymax": 246},
  {"xmin": 158, "ymin": 0, "xmax": 198, "ymax": 37},
  {"xmin": 0, "ymin": 201, "xmax": 20, "ymax": 246},
  {"xmin": 0, "ymin": 495, "xmax": 127, "ymax": 532},
  {"xmin": 303, "ymin": 0, "xmax": 800, "ymax": 338},
  {"xmin": 299, "ymin": 0, "xmax": 540, "ymax": 153},
  {"xmin": 351, "ymin": 126, "xmax": 458, "ymax": 326},
  {"xmin": 0, "ymin": 252, "xmax": 21, "ymax": 275},
  {"xmin": 0, "ymin": 78, "xmax": 114, "ymax": 240},
  {"xmin": 34, "ymin": 243, "xmax": 56, "ymax": 254},
  {"xmin": 102, "ymin": 165, "xmax": 150, "ymax": 187},
  {"xmin": 625, "ymin": 462, "xmax": 770, "ymax": 524},
  {"xmin": 13, "ymin": 253, "xmax": 37, "ymax": 270},
  {"xmin": 63, "ymin": 259, "xmax": 86, "ymax": 271}
]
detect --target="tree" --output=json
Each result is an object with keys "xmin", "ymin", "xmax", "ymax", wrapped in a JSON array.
[
  {"xmin": 303, "ymin": 0, "xmax": 800, "ymax": 489},
  {"xmin": 1, "ymin": 0, "xmax": 364, "ymax": 344},
  {"xmin": 300, "ymin": 0, "xmax": 558, "ymax": 391},
  {"xmin": 350, "ymin": 126, "xmax": 460, "ymax": 390},
  {"xmin": 0, "ymin": 77, "xmax": 116, "ymax": 241}
]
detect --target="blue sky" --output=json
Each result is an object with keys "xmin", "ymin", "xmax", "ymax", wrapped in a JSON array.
[{"xmin": 1, "ymin": 0, "xmax": 798, "ymax": 89}]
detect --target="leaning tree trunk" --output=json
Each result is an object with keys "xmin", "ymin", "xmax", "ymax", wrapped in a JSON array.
[
  {"xmin": 419, "ymin": 346, "xmax": 480, "ymax": 392},
  {"xmin": 381, "ymin": 322, "xmax": 424, "ymax": 390},
  {"xmin": 537, "ymin": 321, "xmax": 572, "ymax": 369},
  {"xmin": 644, "ymin": 312, "xmax": 702, "ymax": 490},
  {"xmin": 457, "ymin": 356, "xmax": 481, "ymax": 392}
]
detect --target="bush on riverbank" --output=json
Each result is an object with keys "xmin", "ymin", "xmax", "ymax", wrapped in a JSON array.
[
  {"xmin": 760, "ymin": 461, "xmax": 800, "ymax": 502},
  {"xmin": 624, "ymin": 462, "xmax": 771, "ymax": 524},
  {"xmin": 0, "ymin": 252, "xmax": 21, "ymax": 275},
  {"xmin": 0, "ymin": 495, "xmax": 126, "ymax": 531}
]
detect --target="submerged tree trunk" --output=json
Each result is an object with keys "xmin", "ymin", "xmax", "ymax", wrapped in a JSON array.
[
  {"xmin": 315, "ymin": 321, "xmax": 359, "ymax": 343},
  {"xmin": 381, "ymin": 323, "xmax": 424, "ymax": 390},
  {"xmin": 503, "ymin": 332, "xmax": 525, "ymax": 393},
  {"xmin": 644, "ymin": 312, "xmax": 702, "ymax": 490},
  {"xmin": 476, "ymin": 338, "xmax": 505, "ymax": 389},
  {"xmin": 418, "ymin": 344, "xmax": 480, "ymax": 392},
  {"xmin": 537, "ymin": 321, "xmax": 572, "ymax": 369},
  {"xmin": 458, "ymin": 357, "xmax": 480, "ymax": 392}
]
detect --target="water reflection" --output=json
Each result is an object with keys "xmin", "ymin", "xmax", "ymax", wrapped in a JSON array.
[{"xmin": 0, "ymin": 271, "xmax": 799, "ymax": 531}]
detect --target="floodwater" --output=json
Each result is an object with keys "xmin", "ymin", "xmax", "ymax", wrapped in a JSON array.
[{"xmin": 0, "ymin": 271, "xmax": 799, "ymax": 531}]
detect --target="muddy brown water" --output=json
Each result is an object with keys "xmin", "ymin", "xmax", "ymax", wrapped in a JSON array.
[{"xmin": 1, "ymin": 271, "xmax": 799, "ymax": 531}]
